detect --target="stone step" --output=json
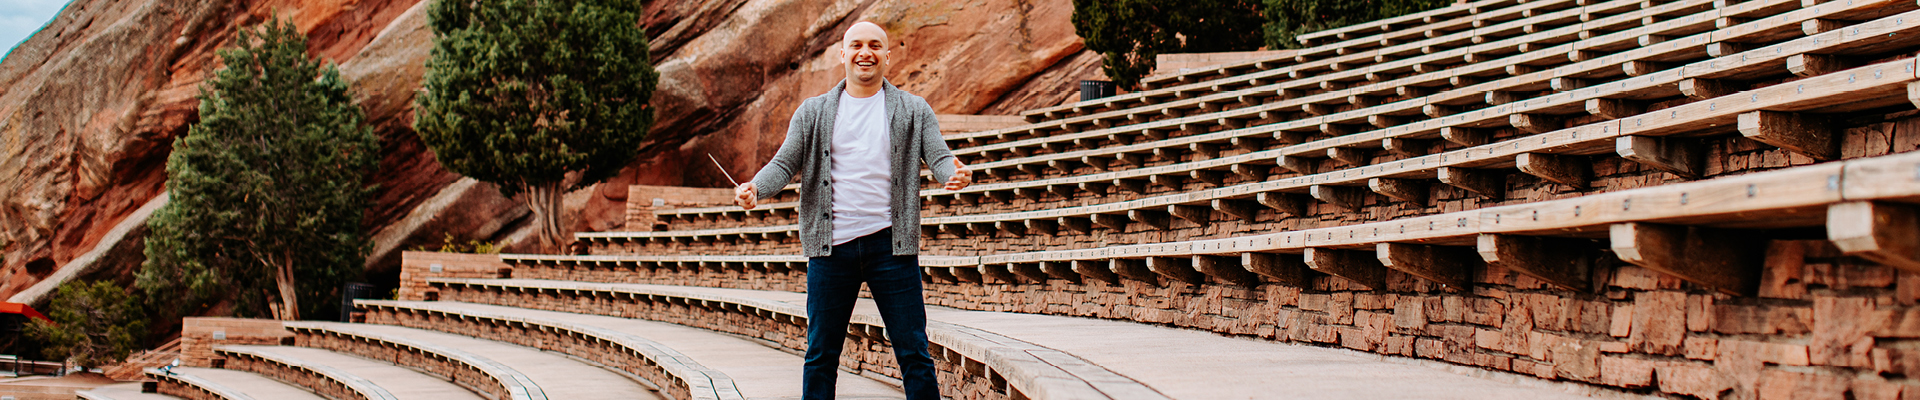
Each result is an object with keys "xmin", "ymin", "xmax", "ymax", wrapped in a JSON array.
[
  {"xmin": 216, "ymin": 345, "xmax": 483, "ymax": 400},
  {"xmin": 286, "ymin": 321, "xmax": 663, "ymax": 400},
  {"xmin": 145, "ymin": 366, "xmax": 326, "ymax": 400},
  {"xmin": 354, "ymin": 299, "xmax": 903, "ymax": 399},
  {"xmin": 423, "ymin": 278, "xmax": 1642, "ymax": 399},
  {"xmin": 74, "ymin": 382, "xmax": 182, "ymax": 400}
]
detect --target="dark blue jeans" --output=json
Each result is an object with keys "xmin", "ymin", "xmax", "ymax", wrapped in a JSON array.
[{"xmin": 804, "ymin": 228, "xmax": 940, "ymax": 399}]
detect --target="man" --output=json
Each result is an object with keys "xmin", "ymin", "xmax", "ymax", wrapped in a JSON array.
[{"xmin": 733, "ymin": 21, "xmax": 970, "ymax": 399}]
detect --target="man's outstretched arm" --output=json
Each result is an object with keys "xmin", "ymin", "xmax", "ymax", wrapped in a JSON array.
[
  {"xmin": 916, "ymin": 106, "xmax": 971, "ymax": 190},
  {"xmin": 737, "ymin": 102, "xmax": 814, "ymax": 209}
]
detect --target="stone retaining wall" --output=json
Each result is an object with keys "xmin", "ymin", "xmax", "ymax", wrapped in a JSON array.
[
  {"xmin": 179, "ymin": 318, "xmax": 291, "ymax": 368},
  {"xmin": 398, "ymin": 251, "xmax": 512, "ymax": 301}
]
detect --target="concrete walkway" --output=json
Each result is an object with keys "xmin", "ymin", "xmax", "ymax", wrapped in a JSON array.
[
  {"xmin": 75, "ymin": 382, "xmax": 183, "ymax": 400},
  {"xmin": 307, "ymin": 322, "xmax": 663, "ymax": 400},
  {"xmin": 384, "ymin": 300, "xmax": 904, "ymax": 400},
  {"xmin": 164, "ymin": 367, "xmax": 327, "ymax": 400},
  {"xmin": 220, "ymin": 345, "xmax": 485, "ymax": 400},
  {"xmin": 462, "ymin": 279, "xmax": 1636, "ymax": 400}
]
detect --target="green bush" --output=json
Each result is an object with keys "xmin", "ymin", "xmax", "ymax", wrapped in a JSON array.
[
  {"xmin": 1071, "ymin": 0, "xmax": 1267, "ymax": 90},
  {"xmin": 1262, "ymin": 0, "xmax": 1451, "ymax": 49},
  {"xmin": 26, "ymin": 281, "xmax": 149, "ymax": 368}
]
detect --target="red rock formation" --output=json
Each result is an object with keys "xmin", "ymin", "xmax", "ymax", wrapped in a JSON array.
[{"xmin": 0, "ymin": 0, "xmax": 1104, "ymax": 303}]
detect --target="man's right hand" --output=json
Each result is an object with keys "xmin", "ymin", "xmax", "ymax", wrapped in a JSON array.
[{"xmin": 734, "ymin": 182, "xmax": 758, "ymax": 210}]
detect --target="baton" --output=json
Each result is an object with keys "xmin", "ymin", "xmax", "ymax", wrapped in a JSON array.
[{"xmin": 709, "ymin": 154, "xmax": 739, "ymax": 187}]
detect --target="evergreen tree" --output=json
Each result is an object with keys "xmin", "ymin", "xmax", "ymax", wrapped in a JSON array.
[
  {"xmin": 1262, "ymin": 0, "xmax": 1450, "ymax": 49},
  {"xmin": 27, "ymin": 280, "xmax": 149, "ymax": 368},
  {"xmin": 138, "ymin": 19, "xmax": 379, "ymax": 321},
  {"xmin": 413, "ymin": 0, "xmax": 658, "ymax": 253},
  {"xmin": 1071, "ymin": 0, "xmax": 1267, "ymax": 90}
]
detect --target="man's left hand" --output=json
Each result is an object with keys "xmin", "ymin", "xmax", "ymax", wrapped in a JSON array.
[{"xmin": 945, "ymin": 159, "xmax": 972, "ymax": 190}]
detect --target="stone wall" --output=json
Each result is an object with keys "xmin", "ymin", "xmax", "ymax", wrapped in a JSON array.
[
  {"xmin": 396, "ymin": 251, "xmax": 512, "ymax": 301},
  {"xmin": 177, "ymin": 318, "xmax": 290, "ymax": 368}
]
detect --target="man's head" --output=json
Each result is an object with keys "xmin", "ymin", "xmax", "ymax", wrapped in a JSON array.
[{"xmin": 838, "ymin": 22, "xmax": 890, "ymax": 86}]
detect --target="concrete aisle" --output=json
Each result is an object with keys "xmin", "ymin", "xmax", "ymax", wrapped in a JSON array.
[
  {"xmin": 220, "ymin": 345, "xmax": 485, "ymax": 400},
  {"xmin": 165, "ymin": 367, "xmax": 326, "ymax": 400},
  {"xmin": 481, "ymin": 280, "xmax": 1638, "ymax": 400},
  {"xmin": 310, "ymin": 323, "xmax": 664, "ymax": 400},
  {"xmin": 76, "ymin": 382, "xmax": 183, "ymax": 400},
  {"xmin": 395, "ymin": 301, "xmax": 905, "ymax": 400}
]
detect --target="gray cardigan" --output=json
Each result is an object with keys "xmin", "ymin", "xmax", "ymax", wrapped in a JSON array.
[{"xmin": 748, "ymin": 80, "xmax": 959, "ymax": 257}]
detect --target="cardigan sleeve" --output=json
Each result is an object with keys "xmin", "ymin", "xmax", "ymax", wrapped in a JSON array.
[
  {"xmin": 749, "ymin": 98, "xmax": 813, "ymax": 200},
  {"xmin": 917, "ymin": 101, "xmax": 958, "ymax": 181}
]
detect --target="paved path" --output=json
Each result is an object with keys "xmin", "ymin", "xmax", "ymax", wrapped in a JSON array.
[
  {"xmin": 471, "ymin": 279, "xmax": 1637, "ymax": 400},
  {"xmin": 221, "ymin": 345, "xmax": 485, "ymax": 400},
  {"xmin": 166, "ymin": 366, "xmax": 326, "ymax": 400},
  {"xmin": 76, "ymin": 382, "xmax": 182, "ymax": 400},
  {"xmin": 310, "ymin": 322, "xmax": 664, "ymax": 400},
  {"xmin": 395, "ymin": 301, "xmax": 903, "ymax": 400}
]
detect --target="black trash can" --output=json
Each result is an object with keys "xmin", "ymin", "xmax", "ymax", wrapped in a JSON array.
[
  {"xmin": 340, "ymin": 282, "xmax": 379, "ymax": 322},
  {"xmin": 1080, "ymin": 80, "xmax": 1117, "ymax": 101}
]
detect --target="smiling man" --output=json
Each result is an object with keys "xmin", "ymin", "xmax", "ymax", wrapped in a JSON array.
[{"xmin": 733, "ymin": 21, "xmax": 969, "ymax": 399}]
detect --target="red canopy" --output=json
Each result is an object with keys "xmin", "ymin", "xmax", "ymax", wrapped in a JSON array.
[{"xmin": 0, "ymin": 302, "xmax": 52, "ymax": 324}]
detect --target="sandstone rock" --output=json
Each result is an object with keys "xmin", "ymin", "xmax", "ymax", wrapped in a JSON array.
[{"xmin": 0, "ymin": 0, "xmax": 1101, "ymax": 301}]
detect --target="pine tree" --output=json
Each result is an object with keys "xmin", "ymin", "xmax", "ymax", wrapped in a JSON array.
[
  {"xmin": 138, "ymin": 19, "xmax": 379, "ymax": 321},
  {"xmin": 1071, "ymin": 0, "xmax": 1267, "ymax": 90},
  {"xmin": 26, "ymin": 281, "xmax": 149, "ymax": 368},
  {"xmin": 413, "ymin": 0, "xmax": 658, "ymax": 253},
  {"xmin": 1261, "ymin": 0, "xmax": 1450, "ymax": 49}
]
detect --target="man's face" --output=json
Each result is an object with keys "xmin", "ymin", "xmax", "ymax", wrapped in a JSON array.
[{"xmin": 839, "ymin": 23, "xmax": 890, "ymax": 85}]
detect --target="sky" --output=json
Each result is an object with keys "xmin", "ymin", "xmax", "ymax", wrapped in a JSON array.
[{"xmin": 1, "ymin": 0, "xmax": 70, "ymax": 60}]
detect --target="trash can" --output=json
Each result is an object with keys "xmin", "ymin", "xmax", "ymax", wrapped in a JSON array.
[
  {"xmin": 340, "ymin": 282, "xmax": 379, "ymax": 322},
  {"xmin": 1080, "ymin": 80, "xmax": 1117, "ymax": 101}
]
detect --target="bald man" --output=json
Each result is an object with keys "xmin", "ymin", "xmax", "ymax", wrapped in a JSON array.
[{"xmin": 734, "ymin": 22, "xmax": 966, "ymax": 398}]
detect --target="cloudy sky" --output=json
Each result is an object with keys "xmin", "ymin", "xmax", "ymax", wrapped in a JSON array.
[{"xmin": 1, "ymin": 0, "xmax": 69, "ymax": 59}]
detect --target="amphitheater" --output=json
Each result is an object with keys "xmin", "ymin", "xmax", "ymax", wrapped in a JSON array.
[{"xmin": 57, "ymin": 0, "xmax": 1920, "ymax": 398}]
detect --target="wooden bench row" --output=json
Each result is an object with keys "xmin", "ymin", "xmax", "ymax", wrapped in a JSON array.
[
  {"xmin": 981, "ymin": 0, "xmax": 1661, "ymax": 141},
  {"xmin": 214, "ymin": 346, "xmax": 400, "ymax": 400},
  {"xmin": 955, "ymin": 0, "xmax": 1900, "ymax": 171},
  {"xmin": 422, "ymin": 278, "xmax": 1172, "ymax": 400},
  {"xmin": 284, "ymin": 322, "xmax": 547, "ymax": 400},
  {"xmin": 583, "ymin": 149, "xmax": 1920, "ymax": 299},
  {"xmin": 352, "ymin": 300, "xmax": 745, "ymax": 400},
  {"xmin": 1128, "ymin": 0, "xmax": 1551, "ymax": 92}
]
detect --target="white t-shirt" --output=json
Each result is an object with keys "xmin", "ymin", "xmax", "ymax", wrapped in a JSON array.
[{"xmin": 829, "ymin": 90, "xmax": 893, "ymax": 245}]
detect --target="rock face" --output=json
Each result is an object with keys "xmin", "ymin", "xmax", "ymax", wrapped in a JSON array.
[{"xmin": 0, "ymin": 0, "xmax": 1102, "ymax": 302}]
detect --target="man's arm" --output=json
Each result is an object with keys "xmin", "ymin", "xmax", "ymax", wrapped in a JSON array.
[
  {"xmin": 916, "ymin": 105, "xmax": 970, "ymax": 190},
  {"xmin": 737, "ymin": 101, "xmax": 813, "ymax": 209}
]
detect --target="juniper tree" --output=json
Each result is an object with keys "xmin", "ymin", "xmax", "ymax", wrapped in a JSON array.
[
  {"xmin": 413, "ymin": 0, "xmax": 658, "ymax": 253},
  {"xmin": 26, "ymin": 280, "xmax": 149, "ymax": 368},
  {"xmin": 1071, "ymin": 0, "xmax": 1267, "ymax": 90},
  {"xmin": 138, "ymin": 19, "xmax": 378, "ymax": 321},
  {"xmin": 1262, "ymin": 0, "xmax": 1450, "ymax": 49}
]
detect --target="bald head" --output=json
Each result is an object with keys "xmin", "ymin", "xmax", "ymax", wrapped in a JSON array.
[{"xmin": 838, "ymin": 21, "xmax": 891, "ymax": 95}]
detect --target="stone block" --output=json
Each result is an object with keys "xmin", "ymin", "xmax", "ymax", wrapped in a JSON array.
[
  {"xmin": 1610, "ymin": 304, "xmax": 1634, "ymax": 338},
  {"xmin": 1598, "ymin": 356, "xmax": 1655, "ymax": 388},
  {"xmin": 1552, "ymin": 340, "xmax": 1602, "ymax": 381},
  {"xmin": 1718, "ymin": 339, "xmax": 1810, "ymax": 366},
  {"xmin": 1501, "ymin": 306, "xmax": 1533, "ymax": 355},
  {"xmin": 1683, "ymin": 337, "xmax": 1717, "ymax": 361},
  {"xmin": 1630, "ymin": 291, "xmax": 1685, "ymax": 356},
  {"xmin": 1757, "ymin": 370, "xmax": 1849, "ymax": 400},
  {"xmin": 1686, "ymin": 294, "xmax": 1713, "ymax": 332},
  {"xmin": 1654, "ymin": 362, "xmax": 1733, "ymax": 400},
  {"xmin": 1393, "ymin": 296, "xmax": 1427, "ymax": 331},
  {"xmin": 1759, "ymin": 241, "xmax": 1810, "ymax": 299},
  {"xmin": 1713, "ymin": 303, "xmax": 1813, "ymax": 335},
  {"xmin": 1811, "ymin": 297, "xmax": 1888, "ymax": 367},
  {"xmin": 1611, "ymin": 266, "xmax": 1661, "ymax": 290}
]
